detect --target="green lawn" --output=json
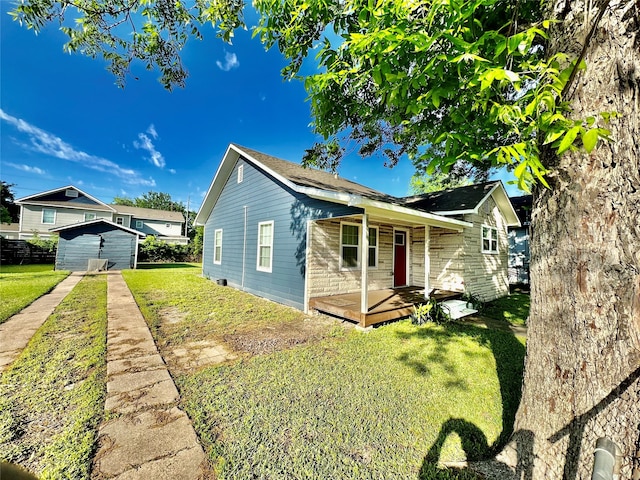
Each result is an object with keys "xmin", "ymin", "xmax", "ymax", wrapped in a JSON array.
[
  {"xmin": 124, "ymin": 265, "xmax": 526, "ymax": 479},
  {"xmin": 481, "ymin": 292, "xmax": 530, "ymax": 326},
  {"xmin": 0, "ymin": 275, "xmax": 107, "ymax": 479},
  {"xmin": 0, "ymin": 264, "xmax": 69, "ymax": 324}
]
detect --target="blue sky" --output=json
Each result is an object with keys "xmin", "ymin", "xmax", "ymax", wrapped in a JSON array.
[{"xmin": 1, "ymin": 4, "xmax": 520, "ymax": 212}]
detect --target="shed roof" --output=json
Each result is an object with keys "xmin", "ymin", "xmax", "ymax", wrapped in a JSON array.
[{"xmin": 50, "ymin": 219, "xmax": 145, "ymax": 236}]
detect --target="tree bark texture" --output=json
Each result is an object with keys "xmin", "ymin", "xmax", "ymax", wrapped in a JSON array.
[{"xmin": 508, "ymin": 0, "xmax": 640, "ymax": 477}]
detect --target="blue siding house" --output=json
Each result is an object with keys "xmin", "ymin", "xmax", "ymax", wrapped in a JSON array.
[{"xmin": 195, "ymin": 144, "xmax": 520, "ymax": 326}]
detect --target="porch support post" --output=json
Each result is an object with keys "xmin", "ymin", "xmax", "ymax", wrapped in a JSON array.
[
  {"xmin": 424, "ymin": 225, "xmax": 430, "ymax": 299},
  {"xmin": 361, "ymin": 213, "xmax": 369, "ymax": 315}
]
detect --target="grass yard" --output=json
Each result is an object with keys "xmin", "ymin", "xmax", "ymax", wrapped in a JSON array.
[
  {"xmin": 124, "ymin": 265, "xmax": 526, "ymax": 479},
  {"xmin": 481, "ymin": 292, "xmax": 530, "ymax": 326},
  {"xmin": 0, "ymin": 275, "xmax": 107, "ymax": 479},
  {"xmin": 0, "ymin": 264, "xmax": 69, "ymax": 324}
]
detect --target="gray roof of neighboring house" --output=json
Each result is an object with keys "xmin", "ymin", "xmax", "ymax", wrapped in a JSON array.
[
  {"xmin": 401, "ymin": 181, "xmax": 502, "ymax": 213},
  {"xmin": 110, "ymin": 205, "xmax": 185, "ymax": 223},
  {"xmin": 233, "ymin": 144, "xmax": 397, "ymax": 203},
  {"xmin": 0, "ymin": 223, "xmax": 20, "ymax": 232}
]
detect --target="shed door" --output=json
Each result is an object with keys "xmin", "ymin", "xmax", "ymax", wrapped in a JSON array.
[{"xmin": 394, "ymin": 231, "xmax": 407, "ymax": 287}]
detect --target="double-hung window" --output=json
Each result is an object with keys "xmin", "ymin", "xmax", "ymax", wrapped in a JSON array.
[
  {"xmin": 42, "ymin": 208, "xmax": 56, "ymax": 225},
  {"xmin": 482, "ymin": 226, "xmax": 498, "ymax": 253},
  {"xmin": 214, "ymin": 229, "xmax": 223, "ymax": 264},
  {"xmin": 257, "ymin": 221, "xmax": 274, "ymax": 272},
  {"xmin": 340, "ymin": 223, "xmax": 378, "ymax": 269}
]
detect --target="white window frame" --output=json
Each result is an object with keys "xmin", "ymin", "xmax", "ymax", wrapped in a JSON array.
[
  {"xmin": 115, "ymin": 216, "xmax": 124, "ymax": 225},
  {"xmin": 340, "ymin": 222, "xmax": 378, "ymax": 270},
  {"xmin": 213, "ymin": 229, "xmax": 223, "ymax": 265},
  {"xmin": 237, "ymin": 164, "xmax": 244, "ymax": 183},
  {"xmin": 84, "ymin": 212, "xmax": 96, "ymax": 222},
  {"xmin": 482, "ymin": 225, "xmax": 499, "ymax": 254},
  {"xmin": 65, "ymin": 189, "xmax": 78, "ymax": 198},
  {"xmin": 135, "ymin": 220, "xmax": 143, "ymax": 229},
  {"xmin": 42, "ymin": 208, "xmax": 56, "ymax": 225},
  {"xmin": 256, "ymin": 221, "xmax": 274, "ymax": 273}
]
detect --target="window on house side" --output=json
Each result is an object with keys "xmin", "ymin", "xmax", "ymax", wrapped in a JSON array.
[
  {"xmin": 42, "ymin": 208, "xmax": 56, "ymax": 224},
  {"xmin": 340, "ymin": 223, "xmax": 378, "ymax": 269},
  {"xmin": 482, "ymin": 226, "xmax": 498, "ymax": 253},
  {"xmin": 214, "ymin": 229, "xmax": 223, "ymax": 264},
  {"xmin": 115, "ymin": 217, "xmax": 124, "ymax": 225},
  {"xmin": 257, "ymin": 221, "xmax": 273, "ymax": 272},
  {"xmin": 84, "ymin": 212, "xmax": 96, "ymax": 222},
  {"xmin": 238, "ymin": 165, "xmax": 244, "ymax": 183},
  {"xmin": 136, "ymin": 220, "xmax": 143, "ymax": 229}
]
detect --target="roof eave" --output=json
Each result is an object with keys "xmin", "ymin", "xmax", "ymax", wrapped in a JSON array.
[
  {"xmin": 49, "ymin": 219, "xmax": 146, "ymax": 236},
  {"xmin": 301, "ymin": 187, "xmax": 472, "ymax": 231}
]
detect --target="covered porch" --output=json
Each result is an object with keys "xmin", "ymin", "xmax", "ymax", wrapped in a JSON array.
[{"xmin": 309, "ymin": 287, "xmax": 462, "ymax": 327}]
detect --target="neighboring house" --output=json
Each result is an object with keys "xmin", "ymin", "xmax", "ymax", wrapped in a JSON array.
[
  {"xmin": 508, "ymin": 195, "xmax": 533, "ymax": 285},
  {"xmin": 51, "ymin": 219, "xmax": 145, "ymax": 271},
  {"xmin": 109, "ymin": 205, "xmax": 188, "ymax": 245},
  {"xmin": 15, "ymin": 186, "xmax": 189, "ymax": 245},
  {"xmin": 195, "ymin": 144, "xmax": 520, "ymax": 327},
  {"xmin": 0, "ymin": 223, "xmax": 20, "ymax": 239}
]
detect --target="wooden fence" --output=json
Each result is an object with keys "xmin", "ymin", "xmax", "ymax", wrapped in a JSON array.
[{"xmin": 0, "ymin": 239, "xmax": 56, "ymax": 265}]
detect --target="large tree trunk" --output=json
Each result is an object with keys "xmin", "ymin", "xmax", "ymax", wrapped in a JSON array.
[{"xmin": 504, "ymin": 0, "xmax": 640, "ymax": 477}]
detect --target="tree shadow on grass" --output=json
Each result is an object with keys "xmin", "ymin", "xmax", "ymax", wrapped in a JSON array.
[{"xmin": 394, "ymin": 322, "xmax": 527, "ymax": 476}]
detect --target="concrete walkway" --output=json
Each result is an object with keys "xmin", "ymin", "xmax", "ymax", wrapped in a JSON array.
[
  {"xmin": 0, "ymin": 272, "xmax": 84, "ymax": 372},
  {"xmin": 92, "ymin": 272, "xmax": 207, "ymax": 479}
]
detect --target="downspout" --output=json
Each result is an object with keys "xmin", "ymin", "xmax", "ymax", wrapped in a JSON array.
[
  {"xmin": 242, "ymin": 206, "xmax": 247, "ymax": 289},
  {"xmin": 591, "ymin": 437, "xmax": 621, "ymax": 480}
]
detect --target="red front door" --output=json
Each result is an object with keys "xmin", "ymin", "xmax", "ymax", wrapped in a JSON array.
[{"xmin": 394, "ymin": 231, "xmax": 406, "ymax": 287}]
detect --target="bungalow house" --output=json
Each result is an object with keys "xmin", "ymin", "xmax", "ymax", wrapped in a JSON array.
[
  {"xmin": 195, "ymin": 144, "xmax": 520, "ymax": 327},
  {"xmin": 15, "ymin": 186, "xmax": 189, "ymax": 245}
]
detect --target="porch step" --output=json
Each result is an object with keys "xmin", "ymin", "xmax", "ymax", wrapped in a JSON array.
[{"xmin": 440, "ymin": 299, "xmax": 478, "ymax": 320}]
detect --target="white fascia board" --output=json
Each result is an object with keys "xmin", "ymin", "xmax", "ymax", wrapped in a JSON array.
[
  {"xmin": 194, "ymin": 145, "xmax": 238, "ymax": 225},
  {"xmin": 233, "ymin": 144, "xmax": 301, "ymax": 193},
  {"xmin": 299, "ymin": 187, "xmax": 471, "ymax": 231}
]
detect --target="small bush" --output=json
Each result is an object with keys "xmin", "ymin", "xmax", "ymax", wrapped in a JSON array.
[
  {"xmin": 138, "ymin": 236, "xmax": 190, "ymax": 262},
  {"xmin": 411, "ymin": 299, "xmax": 450, "ymax": 325}
]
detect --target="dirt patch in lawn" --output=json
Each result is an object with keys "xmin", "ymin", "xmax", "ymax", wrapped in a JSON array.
[
  {"xmin": 155, "ymin": 307, "xmax": 348, "ymax": 372},
  {"xmin": 223, "ymin": 315, "xmax": 345, "ymax": 356}
]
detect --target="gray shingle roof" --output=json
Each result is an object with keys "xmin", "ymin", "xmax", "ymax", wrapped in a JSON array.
[
  {"xmin": 401, "ymin": 181, "xmax": 502, "ymax": 213},
  {"xmin": 234, "ymin": 144, "xmax": 397, "ymax": 203}
]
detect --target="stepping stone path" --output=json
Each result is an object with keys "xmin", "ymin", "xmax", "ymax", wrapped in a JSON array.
[
  {"xmin": 0, "ymin": 272, "xmax": 84, "ymax": 372},
  {"xmin": 92, "ymin": 272, "xmax": 207, "ymax": 479}
]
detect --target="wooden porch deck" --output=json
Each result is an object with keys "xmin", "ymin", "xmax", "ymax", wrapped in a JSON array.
[{"xmin": 309, "ymin": 287, "xmax": 462, "ymax": 327}]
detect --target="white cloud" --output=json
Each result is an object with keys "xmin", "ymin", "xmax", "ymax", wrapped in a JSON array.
[
  {"xmin": 146, "ymin": 124, "xmax": 158, "ymax": 139},
  {"xmin": 0, "ymin": 109, "xmax": 155, "ymax": 187},
  {"xmin": 133, "ymin": 131, "xmax": 165, "ymax": 168},
  {"xmin": 5, "ymin": 162, "xmax": 46, "ymax": 175},
  {"xmin": 169, "ymin": 168, "xmax": 176, "ymax": 174},
  {"xmin": 216, "ymin": 51, "xmax": 239, "ymax": 72}
]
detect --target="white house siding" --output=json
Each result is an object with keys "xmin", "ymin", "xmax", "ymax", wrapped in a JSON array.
[
  {"xmin": 19, "ymin": 205, "xmax": 112, "ymax": 238},
  {"xmin": 307, "ymin": 217, "xmax": 396, "ymax": 299},
  {"xmin": 463, "ymin": 198, "xmax": 510, "ymax": 301},
  {"xmin": 132, "ymin": 218, "xmax": 183, "ymax": 239},
  {"xmin": 427, "ymin": 226, "xmax": 466, "ymax": 293}
]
